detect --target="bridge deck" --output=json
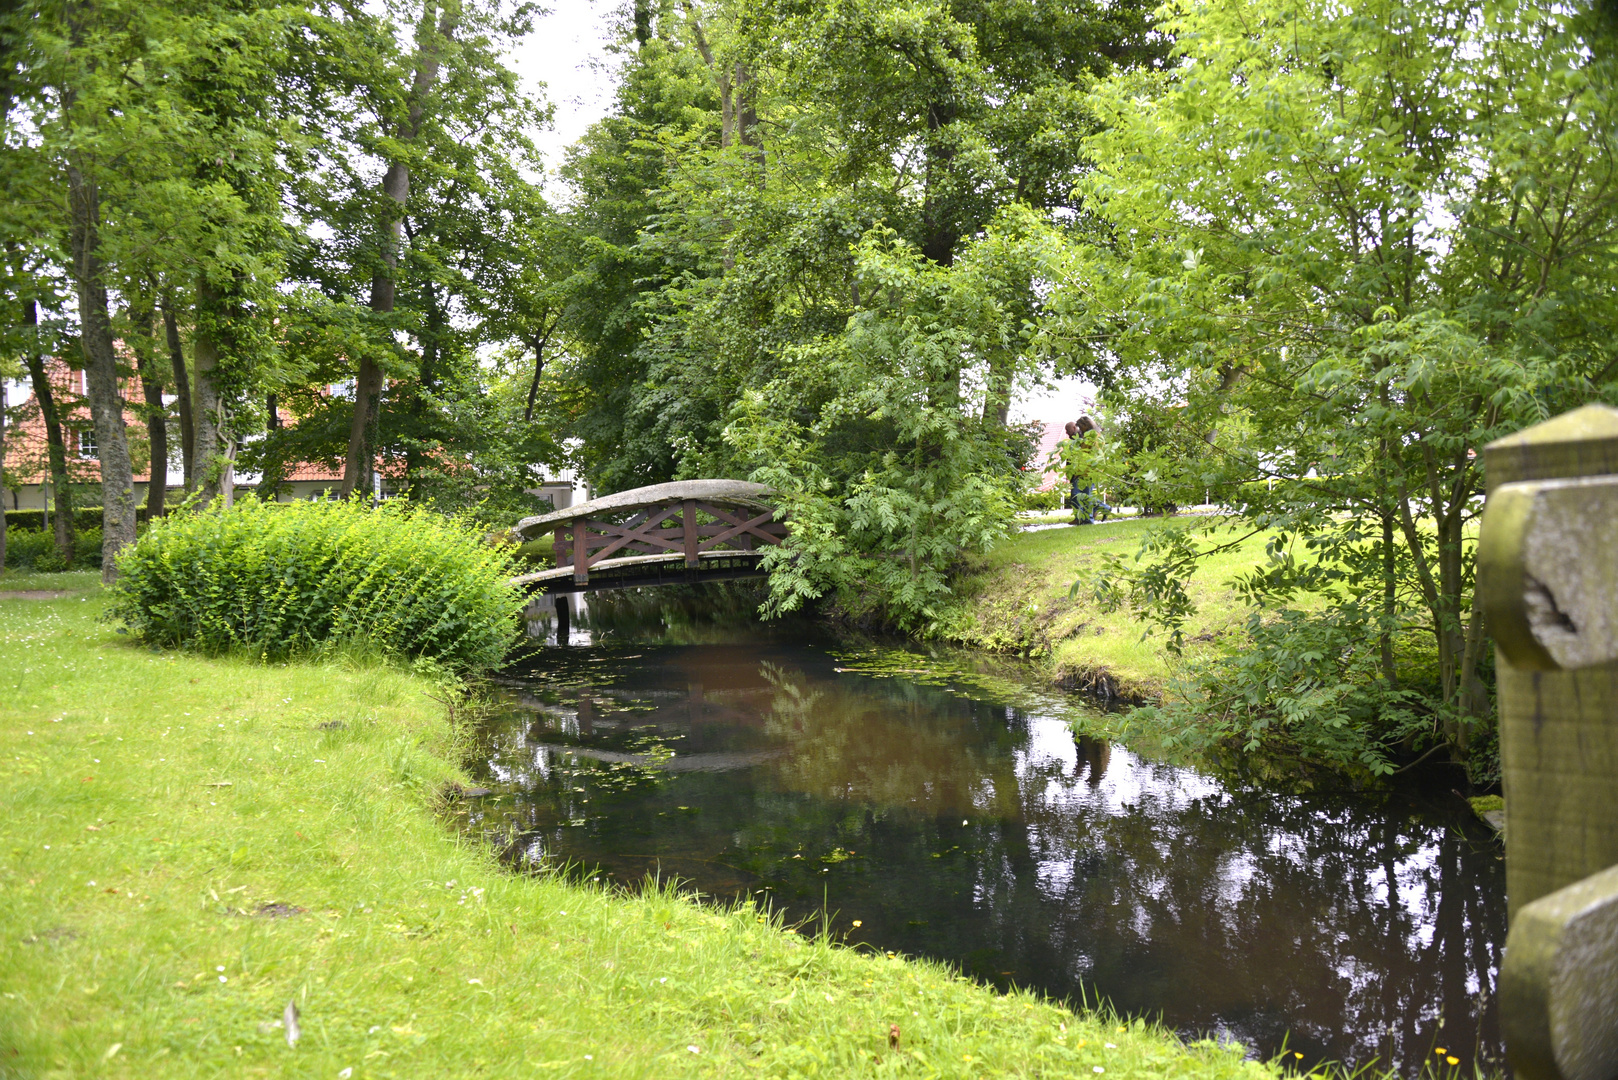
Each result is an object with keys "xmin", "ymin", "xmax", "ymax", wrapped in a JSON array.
[{"xmin": 513, "ymin": 550, "xmax": 769, "ymax": 594}]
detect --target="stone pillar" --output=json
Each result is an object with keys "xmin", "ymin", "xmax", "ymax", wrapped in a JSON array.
[{"xmin": 1479, "ymin": 404, "xmax": 1618, "ymax": 1080}]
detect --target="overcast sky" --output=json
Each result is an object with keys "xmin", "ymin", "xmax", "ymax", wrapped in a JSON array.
[{"xmin": 507, "ymin": 1, "xmax": 620, "ymax": 178}]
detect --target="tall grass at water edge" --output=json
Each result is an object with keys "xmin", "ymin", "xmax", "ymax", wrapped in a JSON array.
[{"xmin": 105, "ymin": 499, "xmax": 524, "ymax": 671}]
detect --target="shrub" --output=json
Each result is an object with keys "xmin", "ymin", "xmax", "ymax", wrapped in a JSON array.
[
  {"xmin": 108, "ymin": 500, "xmax": 524, "ymax": 671},
  {"xmin": 1020, "ymin": 487, "xmax": 1064, "ymax": 513},
  {"xmin": 1118, "ymin": 602, "xmax": 1448, "ymax": 777}
]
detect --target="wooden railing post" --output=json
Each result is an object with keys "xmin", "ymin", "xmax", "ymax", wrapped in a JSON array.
[
  {"xmin": 1479, "ymin": 405, "xmax": 1618, "ymax": 1080},
  {"xmin": 682, "ymin": 500, "xmax": 699, "ymax": 567},
  {"xmin": 573, "ymin": 519, "xmax": 589, "ymax": 585}
]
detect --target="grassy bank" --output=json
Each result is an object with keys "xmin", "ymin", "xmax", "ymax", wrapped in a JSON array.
[
  {"xmin": 934, "ymin": 518, "xmax": 1272, "ymax": 701},
  {"xmin": 1, "ymin": 584, "xmax": 1281, "ymax": 1078}
]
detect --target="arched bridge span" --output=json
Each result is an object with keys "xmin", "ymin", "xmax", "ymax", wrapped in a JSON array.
[{"xmin": 511, "ymin": 480, "xmax": 786, "ymax": 594}]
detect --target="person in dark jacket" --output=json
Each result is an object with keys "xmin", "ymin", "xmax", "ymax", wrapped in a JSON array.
[{"xmin": 1061, "ymin": 417, "xmax": 1111, "ymax": 524}]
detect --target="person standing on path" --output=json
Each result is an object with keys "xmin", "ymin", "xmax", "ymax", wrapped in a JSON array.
[
  {"xmin": 1057, "ymin": 420, "xmax": 1082, "ymax": 516},
  {"xmin": 1061, "ymin": 417, "xmax": 1110, "ymax": 524}
]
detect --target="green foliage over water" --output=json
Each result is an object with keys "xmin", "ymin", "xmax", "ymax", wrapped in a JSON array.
[
  {"xmin": 547, "ymin": 0, "xmax": 1163, "ymax": 629},
  {"xmin": 107, "ymin": 500, "xmax": 523, "ymax": 671}
]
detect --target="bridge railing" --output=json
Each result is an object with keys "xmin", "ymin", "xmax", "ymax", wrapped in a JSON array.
[
  {"xmin": 512, "ymin": 479, "xmax": 787, "ymax": 590},
  {"xmin": 554, "ymin": 499, "xmax": 787, "ymax": 583}
]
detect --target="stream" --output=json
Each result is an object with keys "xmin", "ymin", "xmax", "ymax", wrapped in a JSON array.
[{"xmin": 460, "ymin": 584, "xmax": 1506, "ymax": 1075}]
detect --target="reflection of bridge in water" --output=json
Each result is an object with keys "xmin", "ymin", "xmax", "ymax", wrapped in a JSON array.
[{"xmin": 512, "ymin": 480, "xmax": 786, "ymax": 635}]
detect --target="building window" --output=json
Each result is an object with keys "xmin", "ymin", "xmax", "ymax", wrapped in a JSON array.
[{"xmin": 78, "ymin": 429, "xmax": 97, "ymax": 459}]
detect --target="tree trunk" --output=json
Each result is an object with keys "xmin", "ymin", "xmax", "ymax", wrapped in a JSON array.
[
  {"xmin": 1436, "ymin": 507, "xmax": 1466, "ymax": 750},
  {"xmin": 256, "ymin": 392, "xmax": 286, "ymax": 502},
  {"xmin": 1380, "ymin": 503, "xmax": 1397, "ymax": 687},
  {"xmin": 220, "ymin": 438, "xmax": 237, "ymax": 508},
  {"xmin": 162, "ymin": 295, "xmax": 195, "ymax": 490},
  {"xmin": 342, "ymin": 349, "xmax": 385, "ymax": 499},
  {"xmin": 734, "ymin": 62, "xmax": 764, "ymax": 181},
  {"xmin": 523, "ymin": 317, "xmax": 555, "ymax": 424},
  {"xmin": 1378, "ymin": 413, "xmax": 1398, "ymax": 689},
  {"xmin": 682, "ymin": 5, "xmax": 733, "ymax": 146},
  {"xmin": 21, "ymin": 300, "xmax": 76, "ymax": 565},
  {"xmin": 981, "ymin": 350, "xmax": 1014, "ymax": 428},
  {"xmin": 402, "ymin": 287, "xmax": 441, "ymax": 497},
  {"xmin": 191, "ymin": 279, "xmax": 228, "ymax": 507},
  {"xmin": 129, "ymin": 295, "xmax": 168, "ymax": 518},
  {"xmin": 341, "ymin": 1, "xmax": 458, "ymax": 499},
  {"xmin": 921, "ymin": 99, "xmax": 960, "ymax": 402},
  {"xmin": 633, "ymin": 0, "xmax": 652, "ymax": 46},
  {"xmin": 920, "ymin": 100, "xmax": 960, "ymax": 268},
  {"xmin": 67, "ymin": 162, "xmax": 137, "ymax": 583}
]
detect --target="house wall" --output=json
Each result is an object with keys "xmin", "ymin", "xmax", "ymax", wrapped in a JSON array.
[{"xmin": 5, "ymin": 482, "xmax": 184, "ymax": 514}]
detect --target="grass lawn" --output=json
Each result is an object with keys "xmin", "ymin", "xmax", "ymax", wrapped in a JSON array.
[
  {"xmin": 935, "ymin": 517, "xmax": 1274, "ymax": 701},
  {"xmin": 0, "ymin": 582, "xmax": 1282, "ymax": 1079}
]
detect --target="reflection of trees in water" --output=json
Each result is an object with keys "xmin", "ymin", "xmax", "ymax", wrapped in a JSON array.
[
  {"xmin": 756, "ymin": 663, "xmax": 1026, "ymax": 818},
  {"xmin": 472, "ymin": 652, "xmax": 1504, "ymax": 1074},
  {"xmin": 982, "ymin": 730, "xmax": 1504, "ymax": 1071}
]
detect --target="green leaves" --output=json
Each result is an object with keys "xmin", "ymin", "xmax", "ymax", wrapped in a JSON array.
[{"xmin": 1050, "ymin": 0, "xmax": 1618, "ymax": 767}]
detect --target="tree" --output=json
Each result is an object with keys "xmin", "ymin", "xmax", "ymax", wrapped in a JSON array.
[
  {"xmin": 551, "ymin": 0, "xmax": 1163, "ymax": 623},
  {"xmin": 1057, "ymin": 0, "xmax": 1618, "ymax": 770},
  {"xmin": 14, "ymin": 294, "xmax": 78, "ymax": 565},
  {"xmin": 339, "ymin": 0, "xmax": 461, "ymax": 499},
  {"xmin": 52, "ymin": 0, "xmax": 143, "ymax": 579},
  {"xmin": 119, "ymin": 284, "xmax": 168, "ymax": 517}
]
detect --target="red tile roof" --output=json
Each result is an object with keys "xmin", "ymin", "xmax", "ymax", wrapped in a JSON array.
[{"xmin": 3, "ymin": 357, "xmax": 164, "ymax": 485}]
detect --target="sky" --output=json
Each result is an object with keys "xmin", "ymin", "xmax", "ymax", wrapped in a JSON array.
[{"xmin": 506, "ymin": 1, "xmax": 621, "ymax": 179}]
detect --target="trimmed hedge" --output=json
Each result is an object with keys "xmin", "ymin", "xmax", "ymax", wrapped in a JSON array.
[
  {"xmin": 108, "ymin": 500, "xmax": 525, "ymax": 671},
  {"xmin": 3, "ymin": 525, "xmax": 104, "ymax": 570},
  {"xmin": 3, "ymin": 508, "xmax": 109, "ymax": 534}
]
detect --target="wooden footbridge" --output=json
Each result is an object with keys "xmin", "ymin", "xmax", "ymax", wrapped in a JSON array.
[{"xmin": 511, "ymin": 480, "xmax": 786, "ymax": 594}]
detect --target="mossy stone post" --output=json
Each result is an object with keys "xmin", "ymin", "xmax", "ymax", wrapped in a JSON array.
[{"xmin": 1479, "ymin": 404, "xmax": 1618, "ymax": 1080}]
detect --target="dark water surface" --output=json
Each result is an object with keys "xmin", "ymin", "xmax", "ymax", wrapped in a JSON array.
[{"xmin": 465, "ymin": 586, "xmax": 1506, "ymax": 1075}]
